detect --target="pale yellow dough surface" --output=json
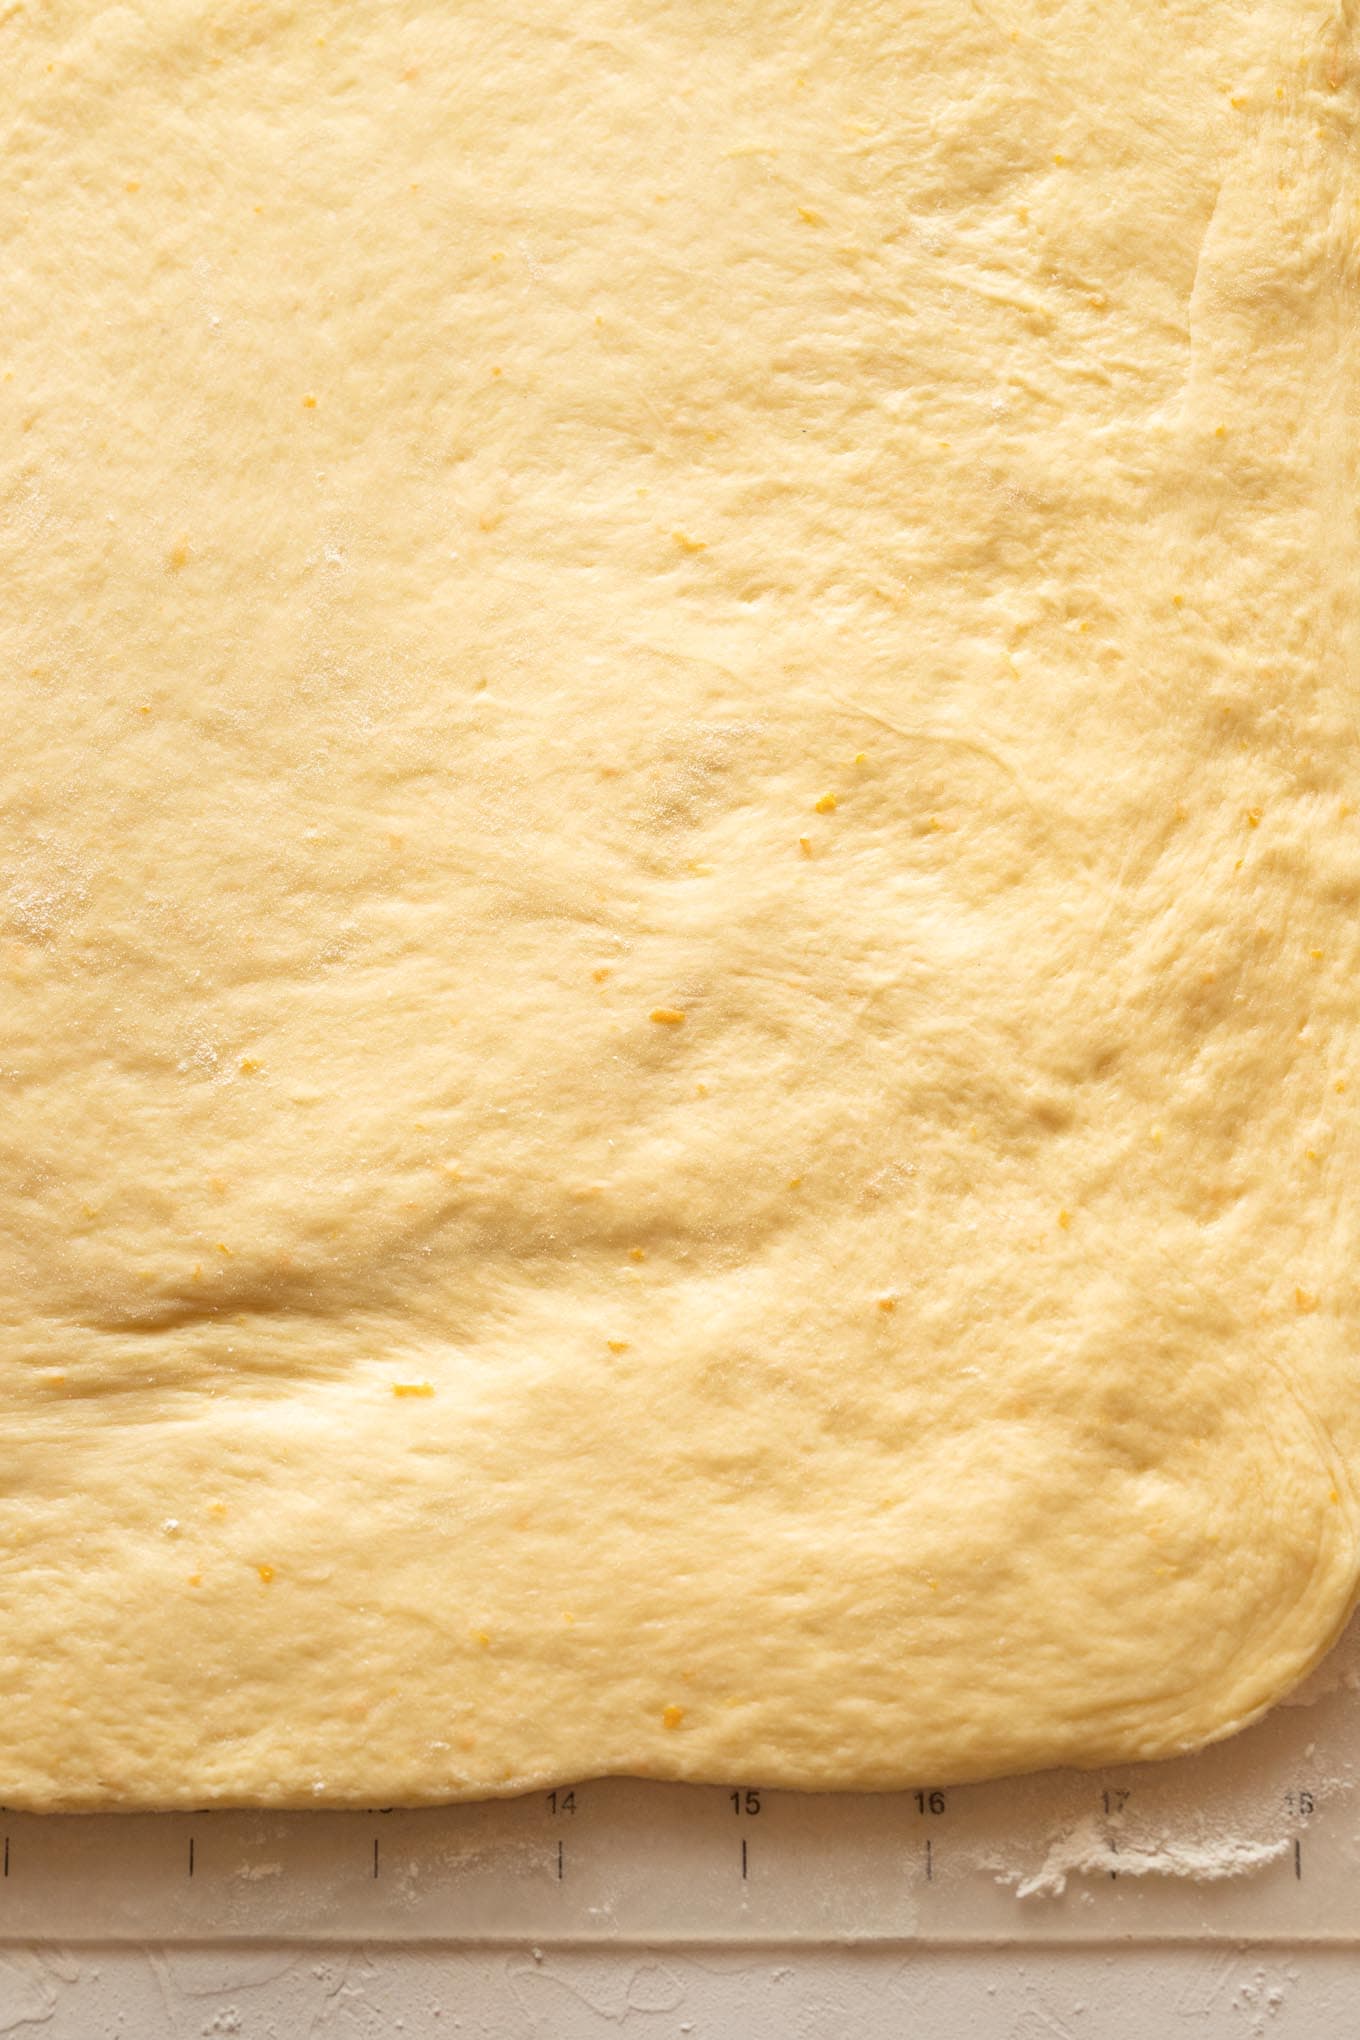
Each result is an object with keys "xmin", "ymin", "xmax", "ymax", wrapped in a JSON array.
[{"xmin": 1, "ymin": 0, "xmax": 1358, "ymax": 1810}]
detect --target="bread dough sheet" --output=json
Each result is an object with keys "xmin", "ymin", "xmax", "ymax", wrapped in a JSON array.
[{"xmin": 1, "ymin": 0, "xmax": 1358, "ymax": 1807}]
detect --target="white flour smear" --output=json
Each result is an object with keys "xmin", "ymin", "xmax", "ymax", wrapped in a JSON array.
[{"xmin": 998, "ymin": 1816, "xmax": 1291, "ymax": 1900}]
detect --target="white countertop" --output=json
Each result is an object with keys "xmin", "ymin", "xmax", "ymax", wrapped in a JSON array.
[{"xmin": 2, "ymin": 1943, "xmax": 1356, "ymax": 2037}]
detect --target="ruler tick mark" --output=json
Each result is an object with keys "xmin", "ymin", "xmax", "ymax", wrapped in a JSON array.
[
  {"xmin": 1295, "ymin": 1837, "xmax": 1302, "ymax": 1882},
  {"xmin": 3, "ymin": 1836, "xmax": 8, "ymax": 1879},
  {"xmin": 741, "ymin": 1837, "xmax": 748, "ymax": 1881},
  {"xmin": 557, "ymin": 1838, "xmax": 564, "ymax": 1882},
  {"xmin": 373, "ymin": 1836, "xmax": 380, "ymax": 1880},
  {"xmin": 926, "ymin": 1837, "xmax": 933, "ymax": 1883},
  {"xmin": 187, "ymin": 1837, "xmax": 194, "ymax": 1879}
]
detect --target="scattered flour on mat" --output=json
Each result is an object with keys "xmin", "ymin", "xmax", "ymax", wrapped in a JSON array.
[{"xmin": 996, "ymin": 1817, "xmax": 1290, "ymax": 1899}]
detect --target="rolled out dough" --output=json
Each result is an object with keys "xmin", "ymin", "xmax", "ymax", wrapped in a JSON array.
[{"xmin": 1, "ymin": 0, "xmax": 1358, "ymax": 1808}]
